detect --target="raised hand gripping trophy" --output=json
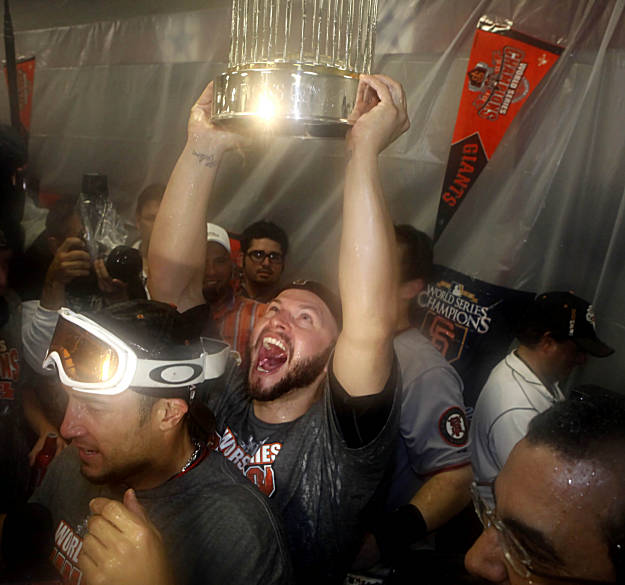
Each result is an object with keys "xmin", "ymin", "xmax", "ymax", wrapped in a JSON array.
[{"xmin": 212, "ymin": 0, "xmax": 380, "ymax": 137}]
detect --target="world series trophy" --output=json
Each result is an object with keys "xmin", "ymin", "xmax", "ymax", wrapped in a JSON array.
[{"xmin": 212, "ymin": 0, "xmax": 380, "ymax": 137}]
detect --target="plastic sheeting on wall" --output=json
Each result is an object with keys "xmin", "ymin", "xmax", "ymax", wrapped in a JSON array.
[{"xmin": 1, "ymin": 0, "xmax": 624, "ymax": 391}]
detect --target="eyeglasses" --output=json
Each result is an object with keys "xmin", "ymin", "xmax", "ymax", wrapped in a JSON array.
[
  {"xmin": 246, "ymin": 250, "xmax": 283, "ymax": 265},
  {"xmin": 471, "ymin": 481, "xmax": 615, "ymax": 585}
]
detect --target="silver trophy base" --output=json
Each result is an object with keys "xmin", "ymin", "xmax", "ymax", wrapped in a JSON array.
[{"xmin": 212, "ymin": 65, "xmax": 360, "ymax": 138}]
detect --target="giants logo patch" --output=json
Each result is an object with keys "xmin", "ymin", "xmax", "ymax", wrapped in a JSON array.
[{"xmin": 439, "ymin": 407, "xmax": 468, "ymax": 446}]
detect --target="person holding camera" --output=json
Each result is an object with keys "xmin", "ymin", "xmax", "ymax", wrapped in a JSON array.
[{"xmin": 21, "ymin": 197, "xmax": 144, "ymax": 376}]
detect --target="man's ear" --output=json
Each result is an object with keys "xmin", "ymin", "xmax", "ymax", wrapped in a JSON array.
[
  {"xmin": 539, "ymin": 331, "xmax": 557, "ymax": 354},
  {"xmin": 236, "ymin": 251, "xmax": 244, "ymax": 269},
  {"xmin": 399, "ymin": 278, "xmax": 425, "ymax": 301},
  {"xmin": 155, "ymin": 398, "xmax": 189, "ymax": 431}
]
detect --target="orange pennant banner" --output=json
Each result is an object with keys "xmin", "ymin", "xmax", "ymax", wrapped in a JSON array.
[{"xmin": 434, "ymin": 16, "xmax": 563, "ymax": 241}]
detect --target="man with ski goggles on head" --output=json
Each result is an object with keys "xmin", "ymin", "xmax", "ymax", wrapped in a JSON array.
[{"xmin": 0, "ymin": 299, "xmax": 292, "ymax": 585}]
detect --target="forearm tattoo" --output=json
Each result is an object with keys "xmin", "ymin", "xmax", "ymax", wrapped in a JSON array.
[{"xmin": 192, "ymin": 150, "xmax": 217, "ymax": 168}]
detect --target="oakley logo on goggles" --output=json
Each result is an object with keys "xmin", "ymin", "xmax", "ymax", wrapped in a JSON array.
[{"xmin": 43, "ymin": 308, "xmax": 231, "ymax": 395}]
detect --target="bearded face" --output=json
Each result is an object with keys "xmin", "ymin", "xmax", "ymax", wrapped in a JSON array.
[
  {"xmin": 247, "ymin": 289, "xmax": 338, "ymax": 402},
  {"xmin": 247, "ymin": 343, "xmax": 333, "ymax": 401}
]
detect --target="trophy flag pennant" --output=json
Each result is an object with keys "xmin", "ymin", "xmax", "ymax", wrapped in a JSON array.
[{"xmin": 434, "ymin": 15, "xmax": 564, "ymax": 242}]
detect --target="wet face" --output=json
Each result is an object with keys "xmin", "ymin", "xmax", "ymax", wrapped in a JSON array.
[
  {"xmin": 135, "ymin": 199, "xmax": 161, "ymax": 251},
  {"xmin": 544, "ymin": 338, "xmax": 588, "ymax": 383},
  {"xmin": 60, "ymin": 388, "xmax": 156, "ymax": 486},
  {"xmin": 0, "ymin": 249, "xmax": 12, "ymax": 297},
  {"xmin": 247, "ymin": 289, "xmax": 338, "ymax": 401},
  {"xmin": 202, "ymin": 242, "xmax": 233, "ymax": 303},
  {"xmin": 243, "ymin": 238, "xmax": 284, "ymax": 287},
  {"xmin": 465, "ymin": 439, "xmax": 617, "ymax": 584}
]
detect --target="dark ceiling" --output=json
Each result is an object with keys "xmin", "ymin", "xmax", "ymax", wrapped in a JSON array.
[{"xmin": 6, "ymin": 0, "xmax": 214, "ymax": 31}]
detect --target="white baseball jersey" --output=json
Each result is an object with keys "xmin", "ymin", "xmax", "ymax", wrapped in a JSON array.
[{"xmin": 470, "ymin": 350, "xmax": 565, "ymax": 504}]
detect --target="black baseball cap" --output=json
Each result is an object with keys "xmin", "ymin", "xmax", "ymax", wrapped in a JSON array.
[
  {"xmin": 278, "ymin": 280, "xmax": 342, "ymax": 330},
  {"xmin": 529, "ymin": 291, "xmax": 613, "ymax": 358}
]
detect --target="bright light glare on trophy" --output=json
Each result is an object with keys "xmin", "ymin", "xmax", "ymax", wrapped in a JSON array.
[
  {"xmin": 255, "ymin": 93, "xmax": 278, "ymax": 121},
  {"xmin": 212, "ymin": 0, "xmax": 380, "ymax": 138}
]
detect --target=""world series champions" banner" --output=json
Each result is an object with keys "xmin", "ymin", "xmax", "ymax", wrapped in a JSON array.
[
  {"xmin": 434, "ymin": 15, "xmax": 563, "ymax": 241},
  {"xmin": 414, "ymin": 264, "xmax": 535, "ymax": 409}
]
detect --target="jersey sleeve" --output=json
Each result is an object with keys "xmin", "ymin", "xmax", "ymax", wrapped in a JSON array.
[
  {"xmin": 21, "ymin": 301, "xmax": 59, "ymax": 375},
  {"xmin": 328, "ymin": 353, "xmax": 399, "ymax": 449},
  {"xmin": 400, "ymin": 366, "xmax": 470, "ymax": 477}
]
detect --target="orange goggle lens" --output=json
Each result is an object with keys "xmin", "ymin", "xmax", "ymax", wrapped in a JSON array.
[{"xmin": 49, "ymin": 317, "xmax": 120, "ymax": 384}]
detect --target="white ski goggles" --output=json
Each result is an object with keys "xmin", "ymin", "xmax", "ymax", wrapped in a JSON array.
[{"xmin": 43, "ymin": 307, "xmax": 231, "ymax": 395}]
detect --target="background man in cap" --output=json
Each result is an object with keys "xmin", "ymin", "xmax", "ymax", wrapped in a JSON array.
[
  {"xmin": 470, "ymin": 291, "xmax": 613, "ymax": 504},
  {"xmin": 0, "ymin": 300, "xmax": 291, "ymax": 585},
  {"xmin": 466, "ymin": 390, "xmax": 625, "ymax": 584},
  {"xmin": 238, "ymin": 220, "xmax": 289, "ymax": 302},
  {"xmin": 195, "ymin": 221, "xmax": 265, "ymax": 362},
  {"xmin": 148, "ymin": 73, "xmax": 409, "ymax": 584}
]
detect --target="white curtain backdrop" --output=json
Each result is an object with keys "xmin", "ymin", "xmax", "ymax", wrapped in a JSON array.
[{"xmin": 2, "ymin": 0, "xmax": 624, "ymax": 391}]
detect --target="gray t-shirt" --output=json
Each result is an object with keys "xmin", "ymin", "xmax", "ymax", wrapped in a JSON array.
[
  {"xmin": 205, "ymin": 358, "xmax": 400, "ymax": 585},
  {"xmin": 31, "ymin": 445, "xmax": 292, "ymax": 585}
]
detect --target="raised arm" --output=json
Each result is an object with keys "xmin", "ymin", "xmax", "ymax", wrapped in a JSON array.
[
  {"xmin": 148, "ymin": 82, "xmax": 242, "ymax": 311},
  {"xmin": 333, "ymin": 75, "xmax": 409, "ymax": 397}
]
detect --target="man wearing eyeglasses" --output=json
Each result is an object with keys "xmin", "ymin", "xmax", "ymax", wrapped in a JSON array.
[
  {"xmin": 466, "ymin": 392, "xmax": 625, "ymax": 584},
  {"xmin": 238, "ymin": 221, "xmax": 289, "ymax": 303},
  {"xmin": 195, "ymin": 222, "xmax": 266, "ymax": 362}
]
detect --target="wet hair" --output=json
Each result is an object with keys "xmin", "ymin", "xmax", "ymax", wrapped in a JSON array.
[
  {"xmin": 135, "ymin": 183, "xmax": 165, "ymax": 216},
  {"xmin": 526, "ymin": 391, "xmax": 625, "ymax": 578},
  {"xmin": 394, "ymin": 224, "xmax": 433, "ymax": 284},
  {"xmin": 240, "ymin": 220, "xmax": 289, "ymax": 257},
  {"xmin": 45, "ymin": 196, "xmax": 80, "ymax": 240},
  {"xmin": 87, "ymin": 299, "xmax": 202, "ymax": 361}
]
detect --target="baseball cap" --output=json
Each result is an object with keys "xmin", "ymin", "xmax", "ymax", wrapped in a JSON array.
[
  {"xmin": 528, "ymin": 291, "xmax": 613, "ymax": 358},
  {"xmin": 206, "ymin": 222, "xmax": 231, "ymax": 253},
  {"xmin": 278, "ymin": 280, "xmax": 342, "ymax": 330}
]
